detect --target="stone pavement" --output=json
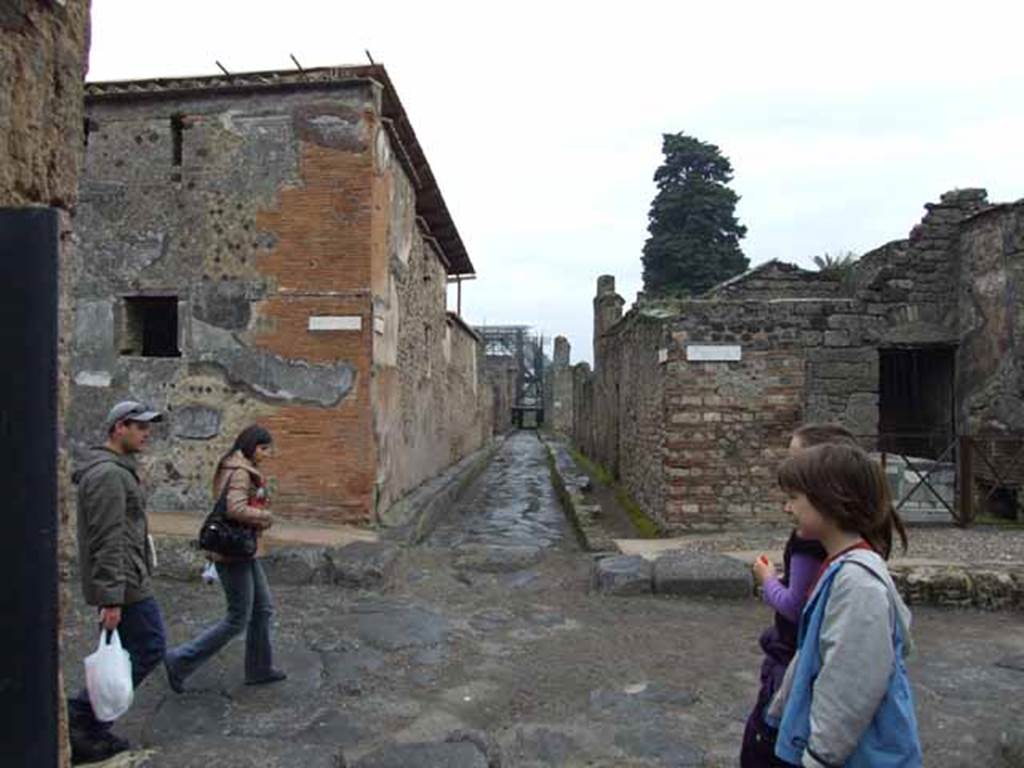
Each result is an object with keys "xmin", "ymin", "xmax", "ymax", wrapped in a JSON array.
[{"xmin": 63, "ymin": 433, "xmax": 1024, "ymax": 767}]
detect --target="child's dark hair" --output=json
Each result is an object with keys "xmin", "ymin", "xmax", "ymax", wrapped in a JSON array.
[
  {"xmin": 218, "ymin": 425, "xmax": 273, "ymax": 471},
  {"xmin": 792, "ymin": 423, "xmax": 859, "ymax": 449},
  {"xmin": 778, "ymin": 442, "xmax": 908, "ymax": 559}
]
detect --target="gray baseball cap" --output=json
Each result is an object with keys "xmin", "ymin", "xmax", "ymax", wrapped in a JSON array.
[{"xmin": 105, "ymin": 400, "xmax": 164, "ymax": 432}]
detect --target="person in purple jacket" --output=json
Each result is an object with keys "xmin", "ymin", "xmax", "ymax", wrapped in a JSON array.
[{"xmin": 740, "ymin": 424, "xmax": 860, "ymax": 768}]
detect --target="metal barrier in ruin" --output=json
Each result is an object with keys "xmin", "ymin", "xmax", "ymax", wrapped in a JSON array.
[{"xmin": 869, "ymin": 433, "xmax": 1024, "ymax": 527}]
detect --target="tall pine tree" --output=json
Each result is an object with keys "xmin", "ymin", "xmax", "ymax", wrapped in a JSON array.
[{"xmin": 641, "ymin": 133, "xmax": 749, "ymax": 296}]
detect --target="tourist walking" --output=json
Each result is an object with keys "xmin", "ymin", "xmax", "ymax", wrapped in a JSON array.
[
  {"xmin": 69, "ymin": 401, "xmax": 167, "ymax": 765},
  {"xmin": 164, "ymin": 425, "xmax": 285, "ymax": 690},
  {"xmin": 741, "ymin": 424, "xmax": 859, "ymax": 767},
  {"xmin": 766, "ymin": 442, "xmax": 920, "ymax": 767}
]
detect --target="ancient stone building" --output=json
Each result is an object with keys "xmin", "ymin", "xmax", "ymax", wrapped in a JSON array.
[
  {"xmin": 573, "ymin": 190, "xmax": 1024, "ymax": 531},
  {"xmin": 70, "ymin": 64, "xmax": 493, "ymax": 525}
]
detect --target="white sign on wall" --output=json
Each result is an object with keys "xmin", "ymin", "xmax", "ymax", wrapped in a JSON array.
[
  {"xmin": 308, "ymin": 315, "xmax": 362, "ymax": 332},
  {"xmin": 686, "ymin": 344, "xmax": 742, "ymax": 362}
]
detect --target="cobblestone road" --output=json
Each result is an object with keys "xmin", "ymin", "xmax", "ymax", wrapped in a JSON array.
[{"xmin": 63, "ymin": 433, "xmax": 1024, "ymax": 767}]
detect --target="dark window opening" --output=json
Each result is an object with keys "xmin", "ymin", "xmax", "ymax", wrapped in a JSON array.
[
  {"xmin": 170, "ymin": 114, "xmax": 185, "ymax": 166},
  {"xmin": 121, "ymin": 297, "xmax": 180, "ymax": 357},
  {"xmin": 83, "ymin": 118, "xmax": 95, "ymax": 149},
  {"xmin": 878, "ymin": 347, "xmax": 955, "ymax": 458}
]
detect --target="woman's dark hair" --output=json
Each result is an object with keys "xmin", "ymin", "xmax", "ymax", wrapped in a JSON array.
[
  {"xmin": 792, "ymin": 423, "xmax": 859, "ymax": 449},
  {"xmin": 217, "ymin": 424, "xmax": 273, "ymax": 471},
  {"xmin": 778, "ymin": 442, "xmax": 908, "ymax": 559}
]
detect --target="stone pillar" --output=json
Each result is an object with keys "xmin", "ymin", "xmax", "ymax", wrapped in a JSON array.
[
  {"xmin": 593, "ymin": 275, "xmax": 625, "ymax": 370},
  {"xmin": 553, "ymin": 335, "xmax": 570, "ymax": 367},
  {"xmin": 1, "ymin": 3, "xmax": 92, "ymax": 766}
]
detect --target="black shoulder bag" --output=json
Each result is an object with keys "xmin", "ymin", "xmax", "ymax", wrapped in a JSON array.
[{"xmin": 198, "ymin": 470, "xmax": 258, "ymax": 558}]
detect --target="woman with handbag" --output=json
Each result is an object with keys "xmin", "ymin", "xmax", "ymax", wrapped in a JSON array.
[{"xmin": 164, "ymin": 425, "xmax": 286, "ymax": 691}]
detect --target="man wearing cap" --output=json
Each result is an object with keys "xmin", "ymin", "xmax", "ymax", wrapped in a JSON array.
[{"xmin": 68, "ymin": 401, "xmax": 167, "ymax": 764}]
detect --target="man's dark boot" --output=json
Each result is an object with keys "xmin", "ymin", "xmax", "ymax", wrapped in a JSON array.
[{"xmin": 69, "ymin": 726, "xmax": 115, "ymax": 765}]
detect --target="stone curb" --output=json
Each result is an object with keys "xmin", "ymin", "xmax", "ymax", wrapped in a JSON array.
[
  {"xmin": 591, "ymin": 552, "xmax": 753, "ymax": 599},
  {"xmin": 889, "ymin": 563, "xmax": 1024, "ymax": 611},
  {"xmin": 379, "ymin": 435, "xmax": 508, "ymax": 545},
  {"xmin": 148, "ymin": 537, "xmax": 401, "ymax": 588},
  {"xmin": 539, "ymin": 434, "xmax": 616, "ymax": 553}
]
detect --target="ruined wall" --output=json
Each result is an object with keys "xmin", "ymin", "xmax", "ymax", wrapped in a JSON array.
[
  {"xmin": 956, "ymin": 202, "xmax": 1024, "ymax": 434},
  {"xmin": 74, "ymin": 84, "xmax": 380, "ymax": 523},
  {"xmin": 371, "ymin": 139, "xmax": 489, "ymax": 516},
  {"xmin": 705, "ymin": 260, "xmax": 843, "ymax": 300},
  {"xmin": 573, "ymin": 189, "xmax": 1022, "ymax": 531}
]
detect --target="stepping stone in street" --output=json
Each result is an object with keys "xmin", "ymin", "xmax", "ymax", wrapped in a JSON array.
[
  {"xmin": 995, "ymin": 653, "xmax": 1024, "ymax": 672},
  {"xmin": 328, "ymin": 541, "xmax": 401, "ymax": 590},
  {"xmin": 351, "ymin": 741, "xmax": 488, "ymax": 768},
  {"xmin": 591, "ymin": 555, "xmax": 652, "ymax": 596},
  {"xmin": 454, "ymin": 544, "xmax": 543, "ymax": 573},
  {"xmin": 613, "ymin": 723, "xmax": 706, "ymax": 766},
  {"xmin": 653, "ymin": 553, "xmax": 753, "ymax": 599},
  {"xmin": 352, "ymin": 601, "xmax": 449, "ymax": 651}
]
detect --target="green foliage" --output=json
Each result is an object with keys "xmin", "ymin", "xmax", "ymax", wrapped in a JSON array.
[
  {"xmin": 813, "ymin": 250, "xmax": 859, "ymax": 279},
  {"xmin": 642, "ymin": 133, "xmax": 749, "ymax": 296},
  {"xmin": 568, "ymin": 447, "xmax": 663, "ymax": 539}
]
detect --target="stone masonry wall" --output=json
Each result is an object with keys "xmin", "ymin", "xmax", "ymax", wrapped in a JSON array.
[
  {"xmin": 956, "ymin": 202, "xmax": 1024, "ymax": 435},
  {"xmin": 1, "ymin": 3, "xmax": 91, "ymax": 765},
  {"xmin": 74, "ymin": 84, "xmax": 382, "ymax": 524}
]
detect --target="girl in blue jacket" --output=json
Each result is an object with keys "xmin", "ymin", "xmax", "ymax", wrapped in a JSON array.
[{"xmin": 766, "ymin": 443, "xmax": 921, "ymax": 768}]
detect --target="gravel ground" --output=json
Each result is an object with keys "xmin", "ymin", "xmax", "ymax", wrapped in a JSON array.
[{"xmin": 658, "ymin": 525, "xmax": 1024, "ymax": 565}]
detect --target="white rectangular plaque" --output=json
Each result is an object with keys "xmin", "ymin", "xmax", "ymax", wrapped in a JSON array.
[
  {"xmin": 686, "ymin": 344, "xmax": 741, "ymax": 362},
  {"xmin": 658, "ymin": 348, "xmax": 669, "ymax": 364},
  {"xmin": 308, "ymin": 315, "xmax": 362, "ymax": 332}
]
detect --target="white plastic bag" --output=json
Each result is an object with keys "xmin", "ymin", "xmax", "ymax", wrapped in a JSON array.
[
  {"xmin": 84, "ymin": 629, "xmax": 134, "ymax": 722},
  {"xmin": 201, "ymin": 561, "xmax": 219, "ymax": 584}
]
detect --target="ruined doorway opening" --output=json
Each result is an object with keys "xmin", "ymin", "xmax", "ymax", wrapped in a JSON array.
[
  {"xmin": 121, "ymin": 296, "xmax": 180, "ymax": 357},
  {"xmin": 878, "ymin": 346, "xmax": 955, "ymax": 458}
]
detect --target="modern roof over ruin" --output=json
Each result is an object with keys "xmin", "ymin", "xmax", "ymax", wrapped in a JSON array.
[{"xmin": 85, "ymin": 64, "xmax": 475, "ymax": 277}]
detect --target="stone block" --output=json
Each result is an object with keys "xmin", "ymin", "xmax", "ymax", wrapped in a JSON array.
[
  {"xmin": 328, "ymin": 540, "xmax": 400, "ymax": 589},
  {"xmin": 172, "ymin": 404, "xmax": 223, "ymax": 440},
  {"xmin": 454, "ymin": 544, "xmax": 542, "ymax": 573},
  {"xmin": 591, "ymin": 555, "xmax": 653, "ymax": 596},
  {"xmin": 260, "ymin": 546, "xmax": 331, "ymax": 585},
  {"xmin": 652, "ymin": 553, "xmax": 753, "ymax": 598},
  {"xmin": 352, "ymin": 742, "xmax": 488, "ymax": 768}
]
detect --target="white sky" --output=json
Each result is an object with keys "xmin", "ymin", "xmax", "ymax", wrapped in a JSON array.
[{"xmin": 88, "ymin": 0, "xmax": 1024, "ymax": 363}]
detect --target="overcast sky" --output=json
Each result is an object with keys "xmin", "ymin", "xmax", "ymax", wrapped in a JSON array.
[{"xmin": 88, "ymin": 0, "xmax": 1024, "ymax": 363}]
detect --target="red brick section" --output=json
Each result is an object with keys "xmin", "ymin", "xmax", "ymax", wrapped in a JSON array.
[
  {"xmin": 662, "ymin": 348, "xmax": 803, "ymax": 529},
  {"xmin": 252, "ymin": 142, "xmax": 377, "ymax": 525}
]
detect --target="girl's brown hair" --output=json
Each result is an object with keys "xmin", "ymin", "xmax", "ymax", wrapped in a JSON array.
[
  {"xmin": 792, "ymin": 423, "xmax": 859, "ymax": 449},
  {"xmin": 778, "ymin": 442, "xmax": 908, "ymax": 559}
]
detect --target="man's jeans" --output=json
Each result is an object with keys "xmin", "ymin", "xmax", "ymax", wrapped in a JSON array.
[
  {"xmin": 68, "ymin": 597, "xmax": 167, "ymax": 733},
  {"xmin": 166, "ymin": 559, "xmax": 274, "ymax": 682}
]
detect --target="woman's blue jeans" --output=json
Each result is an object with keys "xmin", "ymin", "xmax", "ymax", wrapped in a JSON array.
[{"xmin": 166, "ymin": 559, "xmax": 275, "ymax": 682}]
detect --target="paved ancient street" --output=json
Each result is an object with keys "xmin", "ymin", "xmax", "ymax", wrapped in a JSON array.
[{"xmin": 63, "ymin": 433, "xmax": 1024, "ymax": 767}]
